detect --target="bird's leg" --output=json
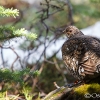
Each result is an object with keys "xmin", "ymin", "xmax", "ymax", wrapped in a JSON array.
[{"xmin": 65, "ymin": 80, "xmax": 84, "ymax": 88}]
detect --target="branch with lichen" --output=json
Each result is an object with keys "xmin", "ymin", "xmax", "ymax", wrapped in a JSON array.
[
  {"xmin": 42, "ymin": 86, "xmax": 73, "ymax": 100},
  {"xmin": 42, "ymin": 83, "xmax": 100, "ymax": 100},
  {"xmin": 42, "ymin": 77, "xmax": 100, "ymax": 100}
]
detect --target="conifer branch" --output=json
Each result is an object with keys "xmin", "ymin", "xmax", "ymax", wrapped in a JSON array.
[{"xmin": 0, "ymin": 6, "xmax": 19, "ymax": 18}]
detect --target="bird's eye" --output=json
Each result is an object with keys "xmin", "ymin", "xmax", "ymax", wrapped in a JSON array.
[{"xmin": 69, "ymin": 30, "xmax": 72, "ymax": 32}]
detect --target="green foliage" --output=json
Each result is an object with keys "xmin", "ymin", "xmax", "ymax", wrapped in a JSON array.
[
  {"xmin": 30, "ymin": 70, "xmax": 40, "ymax": 77},
  {"xmin": 13, "ymin": 28, "xmax": 37, "ymax": 40},
  {"xmin": 0, "ymin": 68, "xmax": 40, "ymax": 99},
  {"xmin": 0, "ymin": 26, "xmax": 15, "ymax": 41},
  {"xmin": 0, "ymin": 6, "xmax": 19, "ymax": 18},
  {"xmin": 22, "ymin": 88, "xmax": 33, "ymax": 100},
  {"xmin": 90, "ymin": 0, "xmax": 100, "ymax": 3},
  {"xmin": 0, "ymin": 26, "xmax": 37, "ymax": 41},
  {"xmin": 0, "ymin": 5, "xmax": 38, "ymax": 99},
  {"xmin": 71, "ymin": 0, "xmax": 100, "ymax": 28},
  {"xmin": 0, "ymin": 68, "xmax": 39, "ymax": 86},
  {"xmin": 0, "ymin": 6, "xmax": 37, "ymax": 41},
  {"xmin": 0, "ymin": 92, "xmax": 6, "ymax": 100}
]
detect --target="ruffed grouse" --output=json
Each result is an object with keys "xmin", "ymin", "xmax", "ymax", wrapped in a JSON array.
[{"xmin": 62, "ymin": 26, "xmax": 100, "ymax": 82}]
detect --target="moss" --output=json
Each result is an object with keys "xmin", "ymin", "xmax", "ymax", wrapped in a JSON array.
[
  {"xmin": 74, "ymin": 84, "xmax": 90, "ymax": 95},
  {"xmin": 74, "ymin": 83, "xmax": 100, "ymax": 95},
  {"xmin": 71, "ymin": 83, "xmax": 100, "ymax": 100}
]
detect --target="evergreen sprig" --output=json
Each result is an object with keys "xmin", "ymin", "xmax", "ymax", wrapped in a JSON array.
[
  {"xmin": 0, "ymin": 6, "xmax": 37, "ymax": 41},
  {"xmin": 0, "ymin": 26, "xmax": 37, "ymax": 41},
  {"xmin": 13, "ymin": 28, "xmax": 37, "ymax": 40},
  {"xmin": 0, "ymin": 68, "xmax": 39, "ymax": 84},
  {"xmin": 0, "ymin": 6, "xmax": 19, "ymax": 18}
]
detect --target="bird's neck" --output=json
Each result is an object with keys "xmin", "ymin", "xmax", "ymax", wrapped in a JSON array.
[
  {"xmin": 76, "ymin": 31, "xmax": 84, "ymax": 36},
  {"xmin": 69, "ymin": 31, "xmax": 84, "ymax": 39}
]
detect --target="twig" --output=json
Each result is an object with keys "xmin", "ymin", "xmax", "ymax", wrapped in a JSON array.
[
  {"xmin": 66, "ymin": 0, "xmax": 74, "ymax": 25},
  {"xmin": 0, "ymin": 48, "xmax": 5, "ymax": 67},
  {"xmin": 54, "ymin": 82, "xmax": 60, "ymax": 89},
  {"xmin": 9, "ymin": 47, "xmax": 20, "ymax": 71}
]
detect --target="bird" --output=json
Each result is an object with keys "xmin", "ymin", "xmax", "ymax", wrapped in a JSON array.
[{"xmin": 62, "ymin": 26, "xmax": 100, "ymax": 82}]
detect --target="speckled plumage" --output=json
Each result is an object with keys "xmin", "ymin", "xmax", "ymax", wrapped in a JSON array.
[{"xmin": 62, "ymin": 26, "xmax": 100, "ymax": 81}]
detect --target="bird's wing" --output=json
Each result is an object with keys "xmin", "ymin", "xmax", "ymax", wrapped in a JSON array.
[
  {"xmin": 62, "ymin": 36, "xmax": 100, "ymax": 79},
  {"xmin": 80, "ymin": 51, "xmax": 100, "ymax": 74}
]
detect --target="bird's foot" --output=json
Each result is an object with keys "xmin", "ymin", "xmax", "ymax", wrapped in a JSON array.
[{"xmin": 65, "ymin": 80, "xmax": 84, "ymax": 88}]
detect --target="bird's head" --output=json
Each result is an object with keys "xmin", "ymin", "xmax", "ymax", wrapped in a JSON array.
[{"xmin": 63, "ymin": 26, "xmax": 84, "ymax": 38}]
